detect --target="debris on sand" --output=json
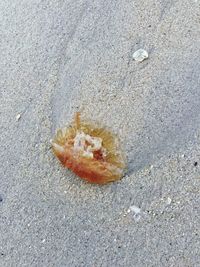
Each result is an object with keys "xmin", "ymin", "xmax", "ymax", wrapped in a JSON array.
[
  {"xmin": 128, "ymin": 205, "xmax": 142, "ymax": 222},
  {"xmin": 166, "ymin": 197, "xmax": 172, "ymax": 205},
  {"xmin": 16, "ymin": 113, "xmax": 21, "ymax": 121},
  {"xmin": 133, "ymin": 49, "xmax": 148, "ymax": 62}
]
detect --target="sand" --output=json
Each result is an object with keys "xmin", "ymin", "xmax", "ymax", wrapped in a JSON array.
[{"xmin": 0, "ymin": 1, "xmax": 199, "ymax": 266}]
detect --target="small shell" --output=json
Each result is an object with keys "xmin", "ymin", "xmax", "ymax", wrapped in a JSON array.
[
  {"xmin": 16, "ymin": 114, "xmax": 21, "ymax": 121},
  {"xmin": 51, "ymin": 113, "xmax": 126, "ymax": 184},
  {"xmin": 132, "ymin": 49, "xmax": 148, "ymax": 62}
]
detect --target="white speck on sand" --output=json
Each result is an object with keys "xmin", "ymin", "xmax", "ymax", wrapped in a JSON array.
[
  {"xmin": 133, "ymin": 49, "xmax": 148, "ymax": 62},
  {"xmin": 166, "ymin": 197, "xmax": 172, "ymax": 205},
  {"xmin": 130, "ymin": 205, "xmax": 141, "ymax": 214},
  {"xmin": 16, "ymin": 113, "xmax": 21, "ymax": 121},
  {"xmin": 129, "ymin": 205, "xmax": 142, "ymax": 222}
]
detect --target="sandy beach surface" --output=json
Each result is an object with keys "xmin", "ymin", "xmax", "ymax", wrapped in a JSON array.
[{"xmin": 1, "ymin": 1, "xmax": 200, "ymax": 266}]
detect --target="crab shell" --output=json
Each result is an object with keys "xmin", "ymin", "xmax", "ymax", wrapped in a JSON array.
[{"xmin": 51, "ymin": 113, "xmax": 126, "ymax": 184}]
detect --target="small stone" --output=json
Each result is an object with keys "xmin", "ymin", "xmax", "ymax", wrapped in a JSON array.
[
  {"xmin": 194, "ymin": 162, "xmax": 198, "ymax": 167},
  {"xmin": 16, "ymin": 114, "xmax": 21, "ymax": 121},
  {"xmin": 181, "ymin": 154, "xmax": 185, "ymax": 158},
  {"xmin": 0, "ymin": 195, "xmax": 3, "ymax": 202},
  {"xmin": 133, "ymin": 49, "xmax": 148, "ymax": 62}
]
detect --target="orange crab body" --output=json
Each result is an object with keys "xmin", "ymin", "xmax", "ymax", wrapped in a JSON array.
[{"xmin": 52, "ymin": 113, "xmax": 125, "ymax": 184}]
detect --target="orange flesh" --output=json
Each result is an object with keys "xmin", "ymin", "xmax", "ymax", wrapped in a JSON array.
[
  {"xmin": 52, "ymin": 113, "xmax": 125, "ymax": 184},
  {"xmin": 56, "ymin": 150, "xmax": 119, "ymax": 184}
]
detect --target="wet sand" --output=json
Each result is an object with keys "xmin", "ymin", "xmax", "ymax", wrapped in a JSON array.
[{"xmin": 0, "ymin": 1, "xmax": 200, "ymax": 266}]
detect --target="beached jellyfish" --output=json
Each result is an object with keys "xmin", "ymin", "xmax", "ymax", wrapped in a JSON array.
[{"xmin": 51, "ymin": 113, "xmax": 126, "ymax": 184}]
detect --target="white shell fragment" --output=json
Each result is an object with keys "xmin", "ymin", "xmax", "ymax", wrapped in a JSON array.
[
  {"xmin": 129, "ymin": 205, "xmax": 142, "ymax": 222},
  {"xmin": 129, "ymin": 205, "xmax": 141, "ymax": 214},
  {"xmin": 132, "ymin": 49, "xmax": 148, "ymax": 62},
  {"xmin": 166, "ymin": 197, "xmax": 172, "ymax": 205},
  {"xmin": 16, "ymin": 113, "xmax": 21, "ymax": 121}
]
